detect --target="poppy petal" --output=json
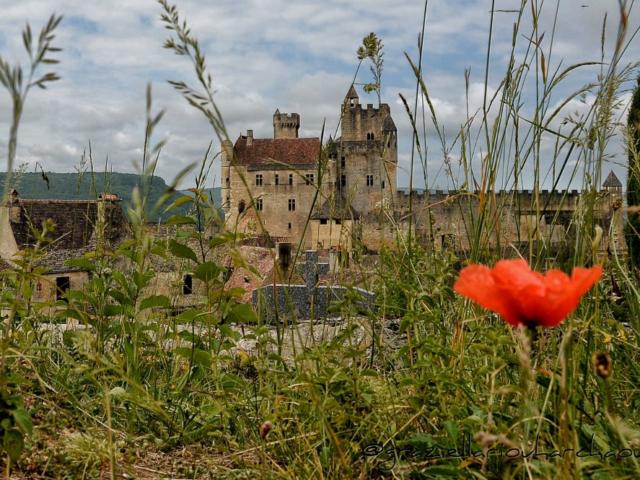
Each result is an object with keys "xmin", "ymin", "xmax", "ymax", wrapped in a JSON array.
[
  {"xmin": 454, "ymin": 260, "xmax": 603, "ymax": 329},
  {"xmin": 454, "ymin": 264, "xmax": 522, "ymax": 326},
  {"xmin": 546, "ymin": 266, "xmax": 602, "ymax": 325}
]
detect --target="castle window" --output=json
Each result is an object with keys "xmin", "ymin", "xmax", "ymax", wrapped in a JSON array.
[
  {"xmin": 238, "ymin": 200, "xmax": 246, "ymax": 213},
  {"xmin": 320, "ymin": 219, "xmax": 327, "ymax": 225},
  {"xmin": 256, "ymin": 198, "xmax": 263, "ymax": 211},
  {"xmin": 255, "ymin": 174, "xmax": 263, "ymax": 186},
  {"xmin": 56, "ymin": 276, "xmax": 70, "ymax": 302},
  {"xmin": 288, "ymin": 199, "xmax": 296, "ymax": 211},
  {"xmin": 289, "ymin": 174, "xmax": 293, "ymax": 185},
  {"xmin": 226, "ymin": 177, "xmax": 230, "ymax": 186},
  {"xmin": 275, "ymin": 174, "xmax": 279, "ymax": 185},
  {"xmin": 226, "ymin": 195, "xmax": 230, "ymax": 205},
  {"xmin": 183, "ymin": 274, "xmax": 193, "ymax": 295},
  {"xmin": 341, "ymin": 175, "xmax": 346, "ymax": 187},
  {"xmin": 367, "ymin": 132, "xmax": 375, "ymax": 140},
  {"xmin": 288, "ymin": 222, "xmax": 292, "ymax": 229},
  {"xmin": 341, "ymin": 157, "xmax": 345, "ymax": 169},
  {"xmin": 305, "ymin": 173, "xmax": 314, "ymax": 185},
  {"xmin": 366, "ymin": 175, "xmax": 374, "ymax": 187},
  {"xmin": 381, "ymin": 180, "xmax": 385, "ymax": 189}
]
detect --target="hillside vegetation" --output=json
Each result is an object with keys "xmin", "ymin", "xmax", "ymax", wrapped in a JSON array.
[{"xmin": 0, "ymin": 172, "xmax": 221, "ymax": 222}]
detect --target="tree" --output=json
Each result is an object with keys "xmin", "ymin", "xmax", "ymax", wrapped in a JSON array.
[{"xmin": 627, "ymin": 75, "xmax": 640, "ymax": 269}]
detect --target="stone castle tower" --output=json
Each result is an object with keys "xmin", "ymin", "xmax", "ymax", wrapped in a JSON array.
[
  {"xmin": 220, "ymin": 85, "xmax": 399, "ymax": 250},
  {"xmin": 333, "ymin": 85, "xmax": 397, "ymax": 217},
  {"xmin": 273, "ymin": 109, "xmax": 300, "ymax": 139}
]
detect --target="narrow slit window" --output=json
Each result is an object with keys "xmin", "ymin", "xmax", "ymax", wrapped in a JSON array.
[{"xmin": 366, "ymin": 175, "xmax": 374, "ymax": 187}]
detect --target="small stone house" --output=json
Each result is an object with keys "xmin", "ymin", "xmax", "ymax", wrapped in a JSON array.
[{"xmin": 0, "ymin": 191, "xmax": 127, "ymax": 305}]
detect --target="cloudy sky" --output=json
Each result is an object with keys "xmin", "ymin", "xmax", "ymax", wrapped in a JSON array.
[{"xmin": 0, "ymin": 0, "xmax": 638, "ymax": 190}]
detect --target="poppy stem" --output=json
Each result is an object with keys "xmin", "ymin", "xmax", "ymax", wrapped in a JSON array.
[{"xmin": 527, "ymin": 324, "xmax": 538, "ymax": 366}]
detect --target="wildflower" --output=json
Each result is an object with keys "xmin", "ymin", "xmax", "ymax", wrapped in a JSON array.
[
  {"xmin": 260, "ymin": 421, "xmax": 272, "ymax": 440},
  {"xmin": 454, "ymin": 259, "xmax": 602, "ymax": 328}
]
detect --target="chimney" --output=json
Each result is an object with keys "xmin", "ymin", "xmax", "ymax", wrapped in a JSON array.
[
  {"xmin": 247, "ymin": 130, "xmax": 253, "ymax": 147},
  {"xmin": 8, "ymin": 189, "xmax": 20, "ymax": 223}
]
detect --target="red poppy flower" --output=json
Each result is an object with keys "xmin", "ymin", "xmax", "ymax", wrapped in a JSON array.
[{"xmin": 454, "ymin": 259, "xmax": 602, "ymax": 328}]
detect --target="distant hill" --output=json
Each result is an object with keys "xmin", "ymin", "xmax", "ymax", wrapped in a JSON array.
[{"xmin": 0, "ymin": 172, "xmax": 221, "ymax": 223}]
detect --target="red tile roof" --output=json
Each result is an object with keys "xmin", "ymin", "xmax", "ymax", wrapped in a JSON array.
[{"xmin": 234, "ymin": 136, "xmax": 320, "ymax": 167}]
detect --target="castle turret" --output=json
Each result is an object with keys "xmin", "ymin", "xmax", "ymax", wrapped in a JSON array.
[
  {"xmin": 273, "ymin": 109, "xmax": 300, "ymax": 139},
  {"xmin": 344, "ymin": 84, "xmax": 359, "ymax": 110},
  {"xmin": 603, "ymin": 170, "xmax": 622, "ymax": 194}
]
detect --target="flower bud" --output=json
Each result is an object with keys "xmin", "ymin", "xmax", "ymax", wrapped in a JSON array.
[
  {"xmin": 260, "ymin": 421, "xmax": 272, "ymax": 440},
  {"xmin": 593, "ymin": 351, "xmax": 612, "ymax": 379}
]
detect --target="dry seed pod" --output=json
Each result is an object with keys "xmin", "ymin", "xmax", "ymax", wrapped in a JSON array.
[{"xmin": 593, "ymin": 351, "xmax": 612, "ymax": 379}]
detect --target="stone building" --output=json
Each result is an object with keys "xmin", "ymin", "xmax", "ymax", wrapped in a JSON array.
[
  {"xmin": 0, "ymin": 191, "xmax": 127, "ymax": 307},
  {"xmin": 222, "ymin": 85, "xmax": 625, "ymax": 257},
  {"xmin": 222, "ymin": 86, "xmax": 397, "ymax": 252}
]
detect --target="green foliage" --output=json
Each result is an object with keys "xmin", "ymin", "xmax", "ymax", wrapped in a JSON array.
[
  {"xmin": 374, "ymin": 242, "xmax": 457, "ymax": 318},
  {"xmin": 627, "ymin": 75, "xmax": 640, "ymax": 270},
  {"xmin": 0, "ymin": 171, "xmax": 221, "ymax": 222},
  {"xmin": 0, "ymin": 387, "xmax": 31, "ymax": 463}
]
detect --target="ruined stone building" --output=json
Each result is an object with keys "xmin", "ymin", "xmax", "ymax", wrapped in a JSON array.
[
  {"xmin": 221, "ymin": 84, "xmax": 626, "ymax": 258},
  {"xmin": 0, "ymin": 190, "xmax": 126, "ymax": 306}
]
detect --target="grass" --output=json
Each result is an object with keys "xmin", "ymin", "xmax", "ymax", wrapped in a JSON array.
[{"xmin": 0, "ymin": 0, "xmax": 639, "ymax": 479}]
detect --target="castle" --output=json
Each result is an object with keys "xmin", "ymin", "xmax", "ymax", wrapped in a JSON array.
[
  {"xmin": 222, "ymin": 86, "xmax": 626, "ymax": 258},
  {"xmin": 222, "ymin": 86, "xmax": 397, "ymax": 251}
]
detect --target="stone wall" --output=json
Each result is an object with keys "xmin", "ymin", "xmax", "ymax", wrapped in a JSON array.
[
  {"xmin": 253, "ymin": 250, "xmax": 375, "ymax": 321},
  {"xmin": 253, "ymin": 284, "xmax": 375, "ymax": 322},
  {"xmin": 224, "ymin": 163, "xmax": 320, "ymax": 246}
]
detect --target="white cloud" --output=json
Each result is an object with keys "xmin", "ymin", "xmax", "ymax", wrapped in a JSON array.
[{"xmin": 0, "ymin": 0, "xmax": 637, "ymax": 191}]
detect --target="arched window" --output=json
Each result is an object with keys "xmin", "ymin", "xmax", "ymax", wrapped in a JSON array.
[{"xmin": 238, "ymin": 200, "xmax": 246, "ymax": 213}]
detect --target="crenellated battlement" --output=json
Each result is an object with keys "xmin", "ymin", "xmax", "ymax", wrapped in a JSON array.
[
  {"xmin": 273, "ymin": 112, "xmax": 300, "ymax": 122},
  {"xmin": 395, "ymin": 188, "xmax": 590, "ymax": 198},
  {"xmin": 273, "ymin": 110, "xmax": 300, "ymax": 139},
  {"xmin": 343, "ymin": 102, "xmax": 391, "ymax": 116}
]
